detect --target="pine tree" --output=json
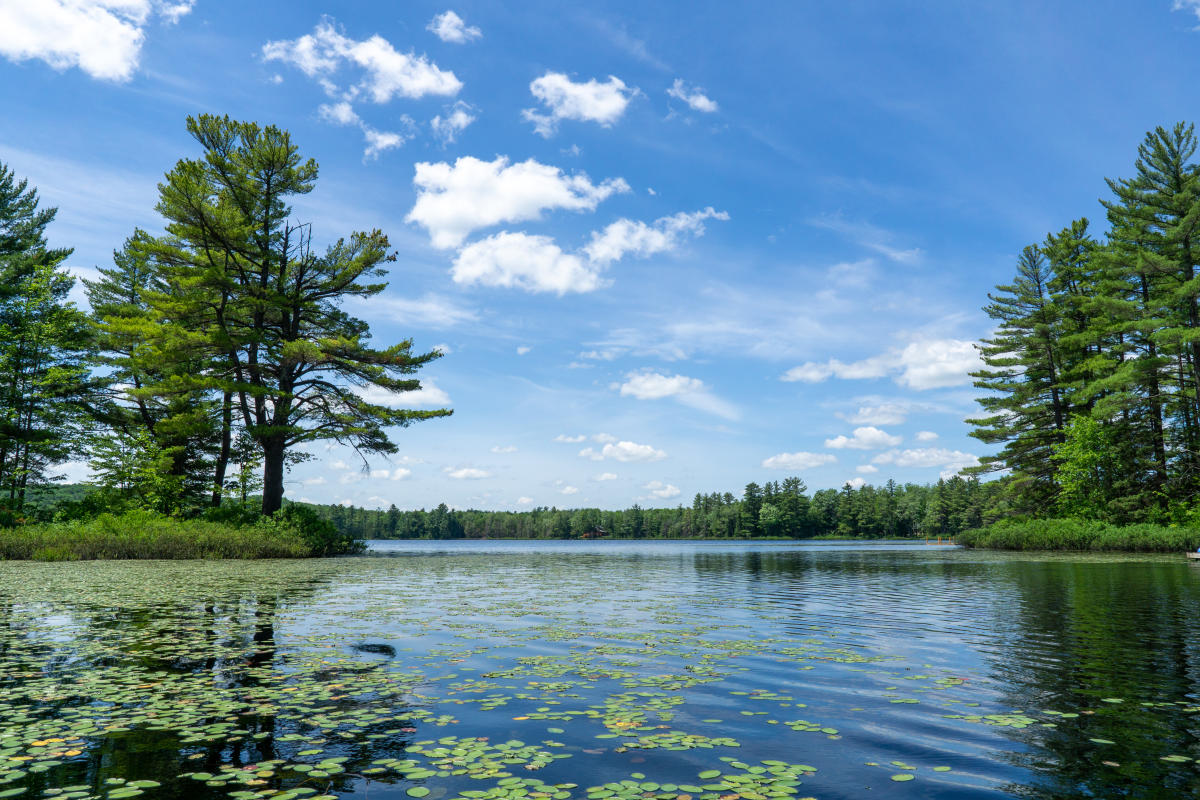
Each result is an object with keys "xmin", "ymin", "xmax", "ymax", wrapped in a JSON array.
[
  {"xmin": 0, "ymin": 162, "xmax": 93, "ymax": 509},
  {"xmin": 145, "ymin": 115, "xmax": 451, "ymax": 514}
]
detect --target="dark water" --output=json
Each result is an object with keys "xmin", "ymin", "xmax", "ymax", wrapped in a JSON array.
[{"xmin": 2, "ymin": 541, "xmax": 1199, "ymax": 800}]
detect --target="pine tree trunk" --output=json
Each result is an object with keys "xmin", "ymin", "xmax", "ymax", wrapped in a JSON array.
[
  {"xmin": 211, "ymin": 391, "xmax": 233, "ymax": 507},
  {"xmin": 260, "ymin": 439, "xmax": 286, "ymax": 516}
]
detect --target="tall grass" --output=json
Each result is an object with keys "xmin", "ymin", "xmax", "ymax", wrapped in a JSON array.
[
  {"xmin": 958, "ymin": 518, "xmax": 1200, "ymax": 552},
  {"xmin": 0, "ymin": 511, "xmax": 313, "ymax": 560}
]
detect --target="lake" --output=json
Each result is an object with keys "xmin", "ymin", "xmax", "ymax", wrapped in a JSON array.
[{"xmin": 1, "ymin": 540, "xmax": 1198, "ymax": 800}]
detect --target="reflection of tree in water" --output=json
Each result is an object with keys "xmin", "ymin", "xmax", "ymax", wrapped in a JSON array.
[
  {"xmin": 0, "ymin": 567, "xmax": 417, "ymax": 800},
  {"xmin": 987, "ymin": 560, "xmax": 1200, "ymax": 799}
]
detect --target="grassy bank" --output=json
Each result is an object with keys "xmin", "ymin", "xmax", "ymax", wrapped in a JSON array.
[
  {"xmin": 958, "ymin": 518, "xmax": 1200, "ymax": 552},
  {"xmin": 0, "ymin": 510, "xmax": 337, "ymax": 560}
]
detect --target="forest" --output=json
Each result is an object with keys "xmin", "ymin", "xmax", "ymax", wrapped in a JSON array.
[
  {"xmin": 968, "ymin": 122, "xmax": 1200, "ymax": 526},
  {"xmin": 300, "ymin": 475, "xmax": 998, "ymax": 540}
]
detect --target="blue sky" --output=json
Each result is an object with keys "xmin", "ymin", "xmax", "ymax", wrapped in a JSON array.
[{"xmin": 2, "ymin": 1, "xmax": 1200, "ymax": 510}]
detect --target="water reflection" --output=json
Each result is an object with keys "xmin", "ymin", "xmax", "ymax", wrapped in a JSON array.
[{"xmin": 0, "ymin": 546, "xmax": 1196, "ymax": 800}]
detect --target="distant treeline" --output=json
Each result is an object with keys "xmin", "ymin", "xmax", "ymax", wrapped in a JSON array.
[{"xmin": 297, "ymin": 475, "xmax": 1000, "ymax": 540}]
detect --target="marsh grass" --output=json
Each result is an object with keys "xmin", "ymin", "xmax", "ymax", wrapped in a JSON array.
[
  {"xmin": 0, "ymin": 510, "xmax": 313, "ymax": 560},
  {"xmin": 959, "ymin": 518, "xmax": 1200, "ymax": 552}
]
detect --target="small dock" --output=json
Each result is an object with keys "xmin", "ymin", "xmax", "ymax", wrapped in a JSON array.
[{"xmin": 1188, "ymin": 552, "xmax": 1200, "ymax": 561}]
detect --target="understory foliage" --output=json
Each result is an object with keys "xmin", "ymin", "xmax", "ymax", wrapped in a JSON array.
[
  {"xmin": 970, "ymin": 122, "xmax": 1200, "ymax": 523},
  {"xmin": 301, "ymin": 476, "xmax": 999, "ymax": 540},
  {"xmin": 958, "ymin": 518, "xmax": 1200, "ymax": 552}
]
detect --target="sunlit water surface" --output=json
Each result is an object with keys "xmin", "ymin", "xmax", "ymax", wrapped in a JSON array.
[{"xmin": 2, "ymin": 540, "xmax": 1199, "ymax": 800}]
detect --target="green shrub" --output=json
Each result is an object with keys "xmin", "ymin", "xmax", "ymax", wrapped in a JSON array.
[
  {"xmin": 0, "ymin": 510, "xmax": 313, "ymax": 560},
  {"xmin": 274, "ymin": 504, "xmax": 364, "ymax": 556},
  {"xmin": 959, "ymin": 517, "xmax": 1200, "ymax": 552}
]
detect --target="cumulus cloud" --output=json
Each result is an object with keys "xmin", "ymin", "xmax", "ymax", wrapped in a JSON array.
[
  {"xmin": 592, "ymin": 433, "xmax": 617, "ymax": 443},
  {"xmin": 838, "ymin": 402, "xmax": 910, "ymax": 426},
  {"xmin": 872, "ymin": 447, "xmax": 979, "ymax": 478},
  {"xmin": 579, "ymin": 441, "xmax": 666, "ymax": 462},
  {"xmin": 490, "ymin": 445, "xmax": 517, "ymax": 453},
  {"xmin": 782, "ymin": 338, "xmax": 982, "ymax": 391},
  {"xmin": 263, "ymin": 19, "xmax": 462, "ymax": 101},
  {"xmin": 0, "ymin": 0, "xmax": 193, "ymax": 81},
  {"xmin": 915, "ymin": 430, "xmax": 939, "ymax": 442},
  {"xmin": 517, "ymin": 346, "xmax": 531, "ymax": 355},
  {"xmin": 856, "ymin": 464, "xmax": 879, "ymax": 474},
  {"xmin": 594, "ymin": 472, "xmax": 618, "ymax": 481},
  {"xmin": 845, "ymin": 477, "xmax": 867, "ymax": 489},
  {"xmin": 358, "ymin": 379, "xmax": 451, "ymax": 408},
  {"xmin": 390, "ymin": 468, "xmax": 412, "ymax": 480},
  {"xmin": 445, "ymin": 466, "xmax": 491, "ymax": 479},
  {"xmin": 584, "ymin": 207, "xmax": 728, "ymax": 265},
  {"xmin": 824, "ymin": 426, "xmax": 903, "ymax": 450},
  {"xmin": 430, "ymin": 100, "xmax": 476, "ymax": 144},
  {"xmin": 559, "ymin": 485, "xmax": 579, "ymax": 495},
  {"xmin": 523, "ymin": 72, "xmax": 634, "ymax": 136},
  {"xmin": 554, "ymin": 434, "xmax": 586, "ymax": 443},
  {"xmin": 263, "ymin": 18, "xmax": 458, "ymax": 158},
  {"xmin": 761, "ymin": 452, "xmax": 837, "ymax": 470},
  {"xmin": 666, "ymin": 78, "xmax": 718, "ymax": 112},
  {"xmin": 407, "ymin": 155, "xmax": 628, "ymax": 249},
  {"xmin": 616, "ymin": 370, "xmax": 738, "ymax": 420},
  {"xmin": 452, "ymin": 231, "xmax": 602, "ymax": 294},
  {"xmin": 516, "ymin": 496, "xmax": 534, "ymax": 505},
  {"xmin": 426, "ymin": 10, "xmax": 481, "ymax": 43},
  {"xmin": 643, "ymin": 480, "xmax": 680, "ymax": 499}
]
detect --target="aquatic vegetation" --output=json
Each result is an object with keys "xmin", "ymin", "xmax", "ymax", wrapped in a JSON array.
[
  {"xmin": 958, "ymin": 518, "xmax": 1200, "ymax": 551},
  {"xmin": 0, "ymin": 542, "xmax": 1198, "ymax": 800}
]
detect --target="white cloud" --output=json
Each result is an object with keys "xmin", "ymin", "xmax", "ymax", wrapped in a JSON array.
[
  {"xmin": 431, "ymin": 343, "xmax": 452, "ymax": 356},
  {"xmin": 845, "ymin": 477, "xmax": 867, "ymax": 489},
  {"xmin": 666, "ymin": 78, "xmax": 718, "ymax": 112},
  {"xmin": 584, "ymin": 207, "xmax": 728, "ymax": 265},
  {"xmin": 406, "ymin": 155, "xmax": 628, "ymax": 249},
  {"xmin": 594, "ymin": 472, "xmax": 618, "ymax": 481},
  {"xmin": 430, "ymin": 101, "xmax": 476, "ymax": 144},
  {"xmin": 761, "ymin": 452, "xmax": 837, "ymax": 470},
  {"xmin": 579, "ymin": 441, "xmax": 667, "ymax": 462},
  {"xmin": 490, "ymin": 445, "xmax": 517, "ymax": 453},
  {"xmin": 915, "ymin": 430, "xmax": 939, "ymax": 442},
  {"xmin": 592, "ymin": 433, "xmax": 617, "ymax": 443},
  {"xmin": 302, "ymin": 476, "xmax": 327, "ymax": 486},
  {"xmin": 895, "ymin": 339, "xmax": 982, "ymax": 390},
  {"xmin": 824, "ymin": 426, "xmax": 902, "ymax": 450},
  {"xmin": 263, "ymin": 19, "xmax": 462, "ymax": 102},
  {"xmin": 318, "ymin": 100, "xmax": 360, "ymax": 126},
  {"xmin": 426, "ymin": 10, "xmax": 481, "ymax": 43},
  {"xmin": 782, "ymin": 338, "xmax": 981, "ymax": 391},
  {"xmin": 517, "ymin": 346, "xmax": 531, "ymax": 355},
  {"xmin": 390, "ymin": 468, "xmax": 412, "ymax": 481},
  {"xmin": 358, "ymin": 379, "xmax": 452, "ymax": 409},
  {"xmin": 643, "ymin": 480, "xmax": 680, "ymax": 499},
  {"xmin": 351, "ymin": 292, "xmax": 478, "ymax": 328},
  {"xmin": 0, "ymin": 0, "xmax": 193, "ymax": 82},
  {"xmin": 616, "ymin": 370, "xmax": 738, "ymax": 420},
  {"xmin": 362, "ymin": 125, "xmax": 411, "ymax": 160},
  {"xmin": 445, "ymin": 467, "xmax": 491, "ymax": 479},
  {"xmin": 856, "ymin": 464, "xmax": 879, "ymax": 474},
  {"xmin": 452, "ymin": 231, "xmax": 602, "ymax": 294},
  {"xmin": 516, "ymin": 496, "xmax": 534, "ymax": 505},
  {"xmin": 838, "ymin": 402, "xmax": 910, "ymax": 426},
  {"xmin": 560, "ymin": 485, "xmax": 580, "ymax": 495},
  {"xmin": 872, "ymin": 447, "xmax": 980, "ymax": 477},
  {"xmin": 1174, "ymin": 1, "xmax": 1200, "ymax": 23},
  {"xmin": 369, "ymin": 469, "xmax": 391, "ymax": 479},
  {"xmin": 523, "ymin": 72, "xmax": 634, "ymax": 137},
  {"xmin": 554, "ymin": 434, "xmax": 586, "ymax": 443}
]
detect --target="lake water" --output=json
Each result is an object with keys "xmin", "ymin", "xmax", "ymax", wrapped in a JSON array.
[{"xmin": 2, "ymin": 540, "xmax": 1199, "ymax": 800}]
